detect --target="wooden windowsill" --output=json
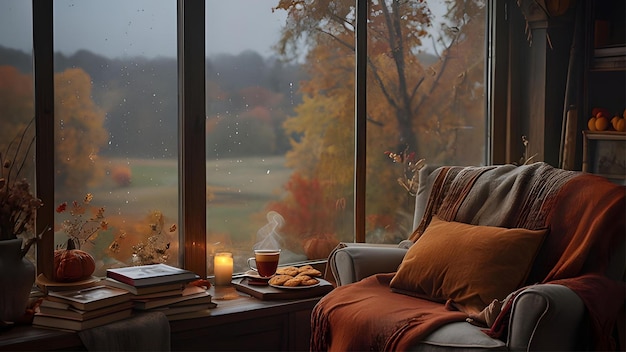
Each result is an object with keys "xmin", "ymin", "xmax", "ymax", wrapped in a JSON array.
[{"xmin": 0, "ymin": 283, "xmax": 330, "ymax": 351}]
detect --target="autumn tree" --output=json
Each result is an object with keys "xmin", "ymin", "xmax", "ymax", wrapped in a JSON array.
[
  {"xmin": 266, "ymin": 172, "xmax": 344, "ymax": 253},
  {"xmin": 271, "ymin": 0, "xmax": 486, "ymax": 242},
  {"xmin": 54, "ymin": 68, "xmax": 108, "ymax": 196},
  {"xmin": 275, "ymin": 0, "xmax": 485, "ymax": 159},
  {"xmin": 0, "ymin": 66, "xmax": 35, "ymax": 183},
  {"xmin": 271, "ymin": 39, "xmax": 357, "ymax": 242},
  {"xmin": 0, "ymin": 64, "xmax": 109, "ymax": 199}
]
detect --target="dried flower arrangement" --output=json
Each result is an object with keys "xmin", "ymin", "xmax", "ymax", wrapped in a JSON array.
[
  {"xmin": 55, "ymin": 193, "xmax": 108, "ymax": 250},
  {"xmin": 55, "ymin": 196, "xmax": 177, "ymax": 271},
  {"xmin": 384, "ymin": 145, "xmax": 426, "ymax": 197},
  {"xmin": 131, "ymin": 211, "xmax": 175, "ymax": 265},
  {"xmin": 108, "ymin": 210, "xmax": 175, "ymax": 266},
  {"xmin": 56, "ymin": 195, "xmax": 175, "ymax": 266},
  {"xmin": 0, "ymin": 119, "xmax": 43, "ymax": 257}
]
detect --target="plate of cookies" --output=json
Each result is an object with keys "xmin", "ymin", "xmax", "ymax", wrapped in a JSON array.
[{"xmin": 268, "ymin": 265, "xmax": 323, "ymax": 289}]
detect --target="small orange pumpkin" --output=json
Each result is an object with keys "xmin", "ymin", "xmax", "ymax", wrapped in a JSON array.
[
  {"xmin": 53, "ymin": 239, "xmax": 96, "ymax": 282},
  {"xmin": 303, "ymin": 233, "xmax": 339, "ymax": 260}
]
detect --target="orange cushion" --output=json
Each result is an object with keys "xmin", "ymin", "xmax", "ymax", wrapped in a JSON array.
[{"xmin": 389, "ymin": 216, "xmax": 547, "ymax": 315}]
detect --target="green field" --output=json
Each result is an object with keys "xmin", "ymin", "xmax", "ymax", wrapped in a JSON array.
[
  {"xmin": 82, "ymin": 155, "xmax": 294, "ymax": 273},
  {"xmin": 95, "ymin": 155, "xmax": 291, "ymax": 228}
]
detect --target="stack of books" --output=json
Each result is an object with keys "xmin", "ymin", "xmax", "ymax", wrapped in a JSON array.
[
  {"xmin": 33, "ymin": 285, "xmax": 133, "ymax": 331},
  {"xmin": 130, "ymin": 284, "xmax": 215, "ymax": 320},
  {"xmin": 103, "ymin": 263, "xmax": 215, "ymax": 320}
]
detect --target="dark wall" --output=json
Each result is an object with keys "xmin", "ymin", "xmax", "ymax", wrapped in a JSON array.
[{"xmin": 509, "ymin": 1, "xmax": 578, "ymax": 167}]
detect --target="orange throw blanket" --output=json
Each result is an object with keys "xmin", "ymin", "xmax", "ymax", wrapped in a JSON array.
[
  {"xmin": 510, "ymin": 174, "xmax": 625, "ymax": 350},
  {"xmin": 310, "ymin": 273, "xmax": 467, "ymax": 351},
  {"xmin": 312, "ymin": 163, "xmax": 625, "ymax": 351}
]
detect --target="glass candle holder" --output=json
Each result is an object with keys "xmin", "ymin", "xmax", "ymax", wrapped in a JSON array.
[{"xmin": 214, "ymin": 252, "xmax": 233, "ymax": 286}]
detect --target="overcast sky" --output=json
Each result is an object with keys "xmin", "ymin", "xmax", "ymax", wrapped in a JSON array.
[
  {"xmin": 0, "ymin": 0, "xmax": 287, "ymax": 59},
  {"xmin": 0, "ymin": 1, "xmax": 449, "ymax": 60}
]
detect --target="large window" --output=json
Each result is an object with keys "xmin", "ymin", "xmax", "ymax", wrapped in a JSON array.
[
  {"xmin": 52, "ymin": 0, "xmax": 179, "ymax": 269},
  {"xmin": 204, "ymin": 1, "xmax": 356, "ymax": 274},
  {"xmin": 1, "ymin": 0, "xmax": 488, "ymax": 279}
]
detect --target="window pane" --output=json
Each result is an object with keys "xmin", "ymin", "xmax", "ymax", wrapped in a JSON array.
[
  {"xmin": 53, "ymin": 0, "xmax": 179, "ymax": 275},
  {"xmin": 206, "ymin": 0, "xmax": 355, "ymax": 275},
  {"xmin": 365, "ymin": 1, "xmax": 487, "ymax": 243},
  {"xmin": 0, "ymin": 1, "xmax": 36, "ymax": 259}
]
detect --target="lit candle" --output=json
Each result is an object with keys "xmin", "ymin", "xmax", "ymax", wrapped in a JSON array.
[{"xmin": 214, "ymin": 252, "xmax": 233, "ymax": 286}]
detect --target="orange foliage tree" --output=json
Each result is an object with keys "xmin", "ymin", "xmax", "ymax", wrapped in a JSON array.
[
  {"xmin": 0, "ymin": 65, "xmax": 109, "ymax": 198},
  {"xmin": 0, "ymin": 66, "xmax": 36, "ymax": 179},
  {"xmin": 267, "ymin": 172, "xmax": 344, "ymax": 254},
  {"xmin": 54, "ymin": 68, "xmax": 108, "ymax": 196},
  {"xmin": 271, "ymin": 0, "xmax": 486, "ymax": 243},
  {"xmin": 275, "ymin": 0, "xmax": 485, "ymax": 163}
]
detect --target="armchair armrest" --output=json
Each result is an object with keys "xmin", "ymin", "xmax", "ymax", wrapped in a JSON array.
[
  {"xmin": 507, "ymin": 284, "xmax": 586, "ymax": 351},
  {"xmin": 328, "ymin": 243, "xmax": 408, "ymax": 286}
]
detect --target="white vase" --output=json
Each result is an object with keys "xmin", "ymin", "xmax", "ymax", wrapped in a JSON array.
[{"xmin": 0, "ymin": 239, "xmax": 35, "ymax": 322}]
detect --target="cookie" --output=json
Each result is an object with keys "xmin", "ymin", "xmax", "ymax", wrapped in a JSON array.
[
  {"xmin": 298, "ymin": 268, "xmax": 322, "ymax": 277},
  {"xmin": 301, "ymin": 277, "xmax": 319, "ymax": 286},
  {"xmin": 269, "ymin": 274, "xmax": 292, "ymax": 286},
  {"xmin": 297, "ymin": 265, "xmax": 314, "ymax": 273},
  {"xmin": 294, "ymin": 274, "xmax": 318, "ymax": 286},
  {"xmin": 283, "ymin": 277, "xmax": 304, "ymax": 287},
  {"xmin": 276, "ymin": 266, "xmax": 299, "ymax": 277}
]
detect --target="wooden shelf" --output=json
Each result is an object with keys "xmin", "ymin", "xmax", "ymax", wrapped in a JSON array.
[
  {"xmin": 580, "ymin": 1, "xmax": 626, "ymax": 171},
  {"xmin": 583, "ymin": 130, "xmax": 626, "ymax": 140}
]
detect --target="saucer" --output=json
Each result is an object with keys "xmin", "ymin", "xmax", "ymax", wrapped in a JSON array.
[{"xmin": 244, "ymin": 270, "xmax": 273, "ymax": 280}]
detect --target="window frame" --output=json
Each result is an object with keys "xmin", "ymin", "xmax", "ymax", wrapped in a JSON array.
[
  {"xmin": 33, "ymin": 0, "xmax": 503, "ymax": 278},
  {"xmin": 178, "ymin": 0, "xmax": 207, "ymax": 278},
  {"xmin": 33, "ymin": 0, "xmax": 55, "ymax": 281}
]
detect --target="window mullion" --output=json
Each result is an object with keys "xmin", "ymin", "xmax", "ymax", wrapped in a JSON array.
[
  {"xmin": 177, "ymin": 0, "xmax": 207, "ymax": 277},
  {"xmin": 354, "ymin": 0, "xmax": 367, "ymax": 243},
  {"xmin": 489, "ymin": 0, "xmax": 510, "ymax": 165},
  {"xmin": 33, "ymin": 0, "xmax": 55, "ymax": 279}
]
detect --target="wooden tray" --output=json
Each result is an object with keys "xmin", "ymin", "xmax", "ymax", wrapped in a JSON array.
[{"xmin": 232, "ymin": 277, "xmax": 333, "ymax": 300}]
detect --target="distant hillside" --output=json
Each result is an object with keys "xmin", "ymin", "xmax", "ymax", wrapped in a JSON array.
[
  {"xmin": 0, "ymin": 46, "xmax": 305, "ymax": 158},
  {"xmin": 0, "ymin": 45, "xmax": 32, "ymax": 73}
]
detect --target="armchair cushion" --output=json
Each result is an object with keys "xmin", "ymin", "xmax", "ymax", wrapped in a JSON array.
[
  {"xmin": 327, "ymin": 243, "xmax": 408, "ymax": 286},
  {"xmin": 390, "ymin": 216, "xmax": 547, "ymax": 315}
]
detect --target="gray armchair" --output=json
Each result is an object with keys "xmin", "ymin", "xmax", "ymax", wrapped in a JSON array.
[
  {"xmin": 319, "ymin": 163, "xmax": 625, "ymax": 351},
  {"xmin": 328, "ymin": 244, "xmax": 587, "ymax": 351}
]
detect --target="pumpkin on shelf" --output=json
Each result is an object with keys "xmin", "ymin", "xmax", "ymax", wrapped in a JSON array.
[
  {"xmin": 53, "ymin": 238, "xmax": 96, "ymax": 282},
  {"xmin": 52, "ymin": 193, "xmax": 106, "ymax": 282}
]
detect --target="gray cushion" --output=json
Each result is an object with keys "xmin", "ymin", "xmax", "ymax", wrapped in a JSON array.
[{"xmin": 416, "ymin": 322, "xmax": 506, "ymax": 351}]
